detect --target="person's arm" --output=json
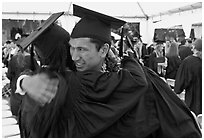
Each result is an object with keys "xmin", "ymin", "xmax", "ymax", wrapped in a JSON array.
[{"xmin": 16, "ymin": 73, "xmax": 59, "ymax": 106}]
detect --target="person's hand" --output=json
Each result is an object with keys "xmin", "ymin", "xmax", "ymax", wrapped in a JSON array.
[{"xmin": 21, "ymin": 73, "xmax": 59, "ymax": 106}]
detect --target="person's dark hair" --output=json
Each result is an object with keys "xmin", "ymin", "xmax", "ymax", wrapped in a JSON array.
[
  {"xmin": 37, "ymin": 39, "xmax": 76, "ymax": 74},
  {"xmin": 166, "ymin": 42, "xmax": 179, "ymax": 57},
  {"xmin": 90, "ymin": 38, "xmax": 110, "ymax": 51},
  {"xmin": 65, "ymin": 41, "xmax": 76, "ymax": 71}
]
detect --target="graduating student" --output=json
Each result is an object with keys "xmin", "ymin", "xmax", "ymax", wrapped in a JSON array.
[
  {"xmin": 16, "ymin": 5, "xmax": 201, "ymax": 138},
  {"xmin": 165, "ymin": 42, "xmax": 181, "ymax": 79},
  {"xmin": 178, "ymin": 39, "xmax": 193, "ymax": 61},
  {"xmin": 148, "ymin": 40, "xmax": 167, "ymax": 77},
  {"xmin": 175, "ymin": 39, "xmax": 202, "ymax": 116},
  {"xmin": 15, "ymin": 12, "xmax": 75, "ymax": 137}
]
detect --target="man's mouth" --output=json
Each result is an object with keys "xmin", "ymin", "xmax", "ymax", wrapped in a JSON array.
[{"xmin": 75, "ymin": 63, "xmax": 84, "ymax": 68}]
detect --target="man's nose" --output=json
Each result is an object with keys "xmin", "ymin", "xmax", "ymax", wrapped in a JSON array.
[{"xmin": 71, "ymin": 50, "xmax": 80, "ymax": 61}]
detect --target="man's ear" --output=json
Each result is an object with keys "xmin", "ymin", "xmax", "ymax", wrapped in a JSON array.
[{"xmin": 100, "ymin": 43, "xmax": 109, "ymax": 58}]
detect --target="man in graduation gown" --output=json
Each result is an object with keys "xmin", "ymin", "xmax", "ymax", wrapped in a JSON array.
[
  {"xmin": 16, "ymin": 5, "xmax": 201, "ymax": 138},
  {"xmin": 175, "ymin": 39, "xmax": 202, "ymax": 116}
]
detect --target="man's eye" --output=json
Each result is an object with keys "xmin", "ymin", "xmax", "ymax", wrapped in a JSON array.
[{"xmin": 78, "ymin": 48, "xmax": 85, "ymax": 51}]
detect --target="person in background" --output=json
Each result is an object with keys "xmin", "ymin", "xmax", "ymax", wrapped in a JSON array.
[
  {"xmin": 110, "ymin": 36, "xmax": 119, "ymax": 57},
  {"xmin": 123, "ymin": 37, "xmax": 136, "ymax": 59},
  {"xmin": 105, "ymin": 35, "xmax": 120, "ymax": 72},
  {"xmin": 125, "ymin": 36, "xmax": 146, "ymax": 65},
  {"xmin": 148, "ymin": 40, "xmax": 167, "ymax": 77},
  {"xmin": 174, "ymin": 39, "xmax": 202, "ymax": 116},
  {"xmin": 2, "ymin": 40, "xmax": 11, "ymax": 66},
  {"xmin": 165, "ymin": 42, "xmax": 181, "ymax": 79},
  {"xmin": 147, "ymin": 42, "xmax": 156, "ymax": 55},
  {"xmin": 169, "ymin": 36, "xmax": 176, "ymax": 43},
  {"xmin": 186, "ymin": 38, "xmax": 194, "ymax": 51},
  {"xmin": 143, "ymin": 42, "xmax": 155, "ymax": 67},
  {"xmin": 133, "ymin": 38, "xmax": 146, "ymax": 65},
  {"xmin": 7, "ymin": 42, "xmax": 39, "ymax": 117},
  {"xmin": 178, "ymin": 39, "xmax": 193, "ymax": 61},
  {"xmin": 133, "ymin": 38, "xmax": 143, "ymax": 59},
  {"xmin": 3, "ymin": 40, "xmax": 17, "ymax": 67}
]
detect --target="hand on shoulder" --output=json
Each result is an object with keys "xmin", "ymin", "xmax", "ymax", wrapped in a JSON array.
[{"xmin": 22, "ymin": 73, "xmax": 59, "ymax": 106}]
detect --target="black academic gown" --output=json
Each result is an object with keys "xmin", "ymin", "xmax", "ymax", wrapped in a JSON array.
[
  {"xmin": 7, "ymin": 53, "xmax": 39, "ymax": 116},
  {"xmin": 174, "ymin": 55, "xmax": 202, "ymax": 116},
  {"xmin": 148, "ymin": 52, "xmax": 158, "ymax": 72},
  {"xmin": 165, "ymin": 55, "xmax": 182, "ymax": 79},
  {"xmin": 25, "ymin": 57, "xmax": 201, "ymax": 138}
]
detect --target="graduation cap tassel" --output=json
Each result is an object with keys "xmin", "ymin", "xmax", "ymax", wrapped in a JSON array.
[
  {"xmin": 30, "ymin": 44, "xmax": 36, "ymax": 71},
  {"xmin": 119, "ymin": 26, "xmax": 124, "ymax": 57}
]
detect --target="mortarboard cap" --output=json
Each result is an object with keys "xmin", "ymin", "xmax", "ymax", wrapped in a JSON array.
[
  {"xmin": 20, "ymin": 12, "xmax": 70, "ymax": 59},
  {"xmin": 71, "ymin": 4, "xmax": 126, "ymax": 44}
]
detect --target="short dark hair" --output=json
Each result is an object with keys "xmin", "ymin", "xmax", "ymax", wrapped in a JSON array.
[
  {"xmin": 90, "ymin": 38, "xmax": 110, "ymax": 51},
  {"xmin": 36, "ymin": 39, "xmax": 76, "ymax": 73}
]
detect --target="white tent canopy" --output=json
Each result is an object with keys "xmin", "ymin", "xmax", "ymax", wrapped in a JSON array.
[
  {"xmin": 2, "ymin": 2, "xmax": 201, "ymax": 19},
  {"xmin": 2, "ymin": 2, "xmax": 202, "ymax": 44}
]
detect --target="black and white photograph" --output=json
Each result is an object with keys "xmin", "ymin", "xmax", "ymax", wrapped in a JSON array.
[{"xmin": 2, "ymin": 1, "xmax": 202, "ymax": 138}]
